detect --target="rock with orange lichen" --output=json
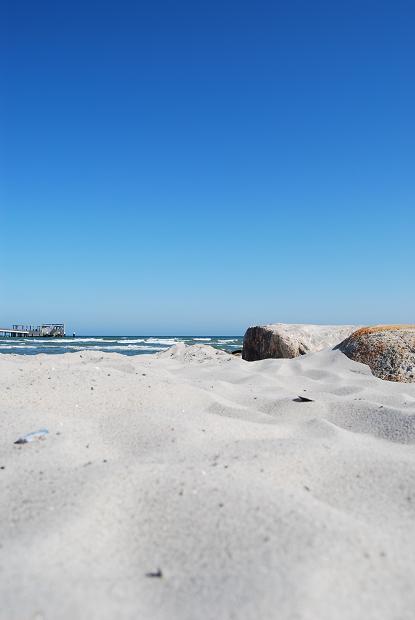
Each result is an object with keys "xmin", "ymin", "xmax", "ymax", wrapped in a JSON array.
[{"xmin": 337, "ymin": 325, "xmax": 415, "ymax": 382}]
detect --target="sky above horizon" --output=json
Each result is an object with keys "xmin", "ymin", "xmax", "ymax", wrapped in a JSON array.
[{"xmin": 1, "ymin": 0, "xmax": 414, "ymax": 335}]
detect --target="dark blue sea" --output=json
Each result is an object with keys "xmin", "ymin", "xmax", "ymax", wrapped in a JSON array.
[{"xmin": 0, "ymin": 336, "xmax": 243, "ymax": 356}]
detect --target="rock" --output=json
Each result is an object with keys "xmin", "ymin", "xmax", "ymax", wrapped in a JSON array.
[
  {"xmin": 337, "ymin": 325, "xmax": 415, "ymax": 382},
  {"xmin": 242, "ymin": 323, "xmax": 360, "ymax": 361}
]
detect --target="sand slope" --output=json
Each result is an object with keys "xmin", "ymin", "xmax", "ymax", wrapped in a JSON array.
[{"xmin": 1, "ymin": 344, "xmax": 415, "ymax": 620}]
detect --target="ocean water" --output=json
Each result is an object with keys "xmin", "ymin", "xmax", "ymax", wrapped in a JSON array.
[{"xmin": 0, "ymin": 336, "xmax": 243, "ymax": 356}]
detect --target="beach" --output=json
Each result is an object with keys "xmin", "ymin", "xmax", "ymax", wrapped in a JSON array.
[{"xmin": 1, "ymin": 343, "xmax": 415, "ymax": 620}]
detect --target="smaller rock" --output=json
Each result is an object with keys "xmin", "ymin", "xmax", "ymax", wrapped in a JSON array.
[{"xmin": 145, "ymin": 568, "xmax": 163, "ymax": 578}]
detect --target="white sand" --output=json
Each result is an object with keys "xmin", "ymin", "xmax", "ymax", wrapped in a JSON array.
[{"xmin": 1, "ymin": 344, "xmax": 415, "ymax": 620}]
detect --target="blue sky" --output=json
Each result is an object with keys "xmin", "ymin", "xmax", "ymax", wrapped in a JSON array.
[{"xmin": 1, "ymin": 0, "xmax": 414, "ymax": 335}]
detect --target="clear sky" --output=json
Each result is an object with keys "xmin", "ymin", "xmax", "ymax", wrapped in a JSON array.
[{"xmin": 1, "ymin": 0, "xmax": 414, "ymax": 335}]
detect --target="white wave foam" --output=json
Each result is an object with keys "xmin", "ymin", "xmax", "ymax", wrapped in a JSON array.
[
  {"xmin": 59, "ymin": 344, "xmax": 164, "ymax": 351},
  {"xmin": 70, "ymin": 338, "xmax": 117, "ymax": 342},
  {"xmin": 20, "ymin": 337, "xmax": 118, "ymax": 343},
  {"xmin": 0, "ymin": 344, "xmax": 163, "ymax": 352},
  {"xmin": 65, "ymin": 345, "xmax": 164, "ymax": 351},
  {"xmin": 145, "ymin": 338, "xmax": 178, "ymax": 345},
  {"xmin": 192, "ymin": 338, "xmax": 212, "ymax": 341}
]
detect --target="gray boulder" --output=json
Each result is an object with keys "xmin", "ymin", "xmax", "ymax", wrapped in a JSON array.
[
  {"xmin": 337, "ymin": 325, "xmax": 415, "ymax": 382},
  {"xmin": 242, "ymin": 323, "xmax": 360, "ymax": 361}
]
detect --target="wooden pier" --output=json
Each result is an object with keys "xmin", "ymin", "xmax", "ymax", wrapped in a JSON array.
[{"xmin": 0, "ymin": 324, "xmax": 65, "ymax": 338}]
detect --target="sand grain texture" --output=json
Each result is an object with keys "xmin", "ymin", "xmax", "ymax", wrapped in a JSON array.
[{"xmin": 1, "ymin": 344, "xmax": 415, "ymax": 620}]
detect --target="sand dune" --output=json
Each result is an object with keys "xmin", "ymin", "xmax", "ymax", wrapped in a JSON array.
[{"xmin": 1, "ymin": 344, "xmax": 415, "ymax": 620}]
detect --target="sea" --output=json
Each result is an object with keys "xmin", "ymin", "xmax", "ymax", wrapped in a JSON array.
[{"xmin": 0, "ymin": 336, "xmax": 243, "ymax": 356}]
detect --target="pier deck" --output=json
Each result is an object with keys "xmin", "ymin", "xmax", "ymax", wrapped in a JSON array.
[
  {"xmin": 0, "ymin": 328, "xmax": 30, "ymax": 337},
  {"xmin": 0, "ymin": 324, "xmax": 65, "ymax": 338}
]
